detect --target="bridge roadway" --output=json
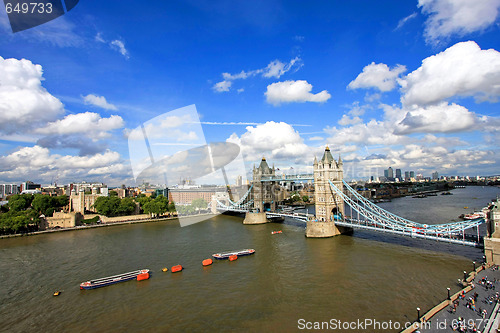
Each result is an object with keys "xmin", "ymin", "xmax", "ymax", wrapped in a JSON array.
[{"xmin": 216, "ymin": 204, "xmax": 483, "ymax": 247}]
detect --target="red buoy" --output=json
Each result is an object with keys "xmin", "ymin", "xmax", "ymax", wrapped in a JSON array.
[
  {"xmin": 171, "ymin": 265, "xmax": 183, "ymax": 273},
  {"xmin": 202, "ymin": 259, "xmax": 213, "ymax": 266}
]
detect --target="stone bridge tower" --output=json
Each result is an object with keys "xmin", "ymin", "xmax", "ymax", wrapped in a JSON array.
[
  {"xmin": 251, "ymin": 157, "xmax": 277, "ymax": 212},
  {"xmin": 306, "ymin": 146, "xmax": 352, "ymax": 237}
]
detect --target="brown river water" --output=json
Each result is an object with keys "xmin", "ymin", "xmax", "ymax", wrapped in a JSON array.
[{"xmin": 0, "ymin": 186, "xmax": 499, "ymax": 332}]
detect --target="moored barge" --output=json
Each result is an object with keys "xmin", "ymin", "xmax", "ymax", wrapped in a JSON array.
[{"xmin": 80, "ymin": 269, "xmax": 150, "ymax": 290}]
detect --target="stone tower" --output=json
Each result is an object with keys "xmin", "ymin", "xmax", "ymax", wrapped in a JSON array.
[
  {"xmin": 306, "ymin": 146, "xmax": 351, "ymax": 237},
  {"xmin": 251, "ymin": 157, "xmax": 276, "ymax": 212}
]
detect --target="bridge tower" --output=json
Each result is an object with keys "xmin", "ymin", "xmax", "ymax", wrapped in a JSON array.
[
  {"xmin": 306, "ymin": 146, "xmax": 352, "ymax": 237},
  {"xmin": 252, "ymin": 157, "xmax": 277, "ymax": 212},
  {"xmin": 243, "ymin": 157, "xmax": 276, "ymax": 224}
]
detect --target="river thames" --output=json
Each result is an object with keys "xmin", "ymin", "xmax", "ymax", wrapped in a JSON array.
[{"xmin": 0, "ymin": 186, "xmax": 499, "ymax": 332}]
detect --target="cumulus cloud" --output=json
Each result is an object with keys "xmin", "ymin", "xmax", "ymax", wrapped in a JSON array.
[
  {"xmin": 265, "ymin": 80, "xmax": 331, "ymax": 105},
  {"xmin": 36, "ymin": 112, "xmax": 124, "ymax": 139},
  {"xmin": 400, "ymin": 41, "xmax": 500, "ymax": 106},
  {"xmin": 0, "ymin": 56, "xmax": 64, "ymax": 134},
  {"xmin": 83, "ymin": 94, "xmax": 118, "ymax": 111},
  {"xmin": 0, "ymin": 146, "xmax": 125, "ymax": 182},
  {"xmin": 395, "ymin": 102, "xmax": 478, "ymax": 134},
  {"xmin": 36, "ymin": 135, "xmax": 108, "ymax": 156},
  {"xmin": 418, "ymin": 0, "xmax": 500, "ymax": 44},
  {"xmin": 348, "ymin": 62, "xmax": 406, "ymax": 92},
  {"xmin": 227, "ymin": 121, "xmax": 311, "ymax": 162},
  {"xmin": 213, "ymin": 80, "xmax": 232, "ymax": 92},
  {"xmin": 212, "ymin": 57, "xmax": 302, "ymax": 92}
]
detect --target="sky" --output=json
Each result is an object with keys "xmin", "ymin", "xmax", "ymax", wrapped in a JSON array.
[{"xmin": 0, "ymin": 0, "xmax": 499, "ymax": 186}]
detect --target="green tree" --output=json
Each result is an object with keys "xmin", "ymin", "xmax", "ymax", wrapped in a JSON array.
[
  {"xmin": 93, "ymin": 196, "xmax": 121, "ymax": 216},
  {"xmin": 7, "ymin": 194, "xmax": 33, "ymax": 211},
  {"xmin": 191, "ymin": 198, "xmax": 207, "ymax": 210},
  {"xmin": 302, "ymin": 196, "xmax": 310, "ymax": 203},
  {"xmin": 118, "ymin": 197, "xmax": 136, "ymax": 215}
]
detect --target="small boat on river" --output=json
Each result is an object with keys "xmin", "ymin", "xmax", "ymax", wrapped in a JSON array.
[
  {"xmin": 80, "ymin": 269, "xmax": 150, "ymax": 290},
  {"xmin": 212, "ymin": 249, "xmax": 255, "ymax": 260}
]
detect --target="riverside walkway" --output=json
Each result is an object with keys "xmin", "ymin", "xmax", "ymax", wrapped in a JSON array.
[{"xmin": 406, "ymin": 265, "xmax": 500, "ymax": 333}]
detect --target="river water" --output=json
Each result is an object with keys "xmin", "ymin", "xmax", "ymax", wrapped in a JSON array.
[{"xmin": 0, "ymin": 186, "xmax": 499, "ymax": 332}]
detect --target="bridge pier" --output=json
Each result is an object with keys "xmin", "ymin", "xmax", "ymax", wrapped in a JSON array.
[
  {"xmin": 306, "ymin": 220, "xmax": 352, "ymax": 238},
  {"xmin": 243, "ymin": 212, "xmax": 268, "ymax": 224}
]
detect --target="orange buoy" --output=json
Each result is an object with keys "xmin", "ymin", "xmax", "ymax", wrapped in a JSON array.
[
  {"xmin": 171, "ymin": 265, "xmax": 183, "ymax": 273},
  {"xmin": 229, "ymin": 255, "xmax": 238, "ymax": 261},
  {"xmin": 162, "ymin": 267, "xmax": 168, "ymax": 272},
  {"xmin": 202, "ymin": 259, "xmax": 213, "ymax": 266},
  {"xmin": 136, "ymin": 272, "xmax": 150, "ymax": 281}
]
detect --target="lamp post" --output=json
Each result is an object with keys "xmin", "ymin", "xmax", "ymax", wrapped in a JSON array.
[
  {"xmin": 447, "ymin": 287, "xmax": 451, "ymax": 300},
  {"xmin": 473, "ymin": 261, "xmax": 476, "ymax": 271},
  {"xmin": 464, "ymin": 270, "xmax": 467, "ymax": 281},
  {"xmin": 417, "ymin": 307, "xmax": 421, "ymax": 321}
]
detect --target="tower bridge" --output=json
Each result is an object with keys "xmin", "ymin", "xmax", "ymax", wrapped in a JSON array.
[{"xmin": 212, "ymin": 146, "xmax": 488, "ymax": 248}]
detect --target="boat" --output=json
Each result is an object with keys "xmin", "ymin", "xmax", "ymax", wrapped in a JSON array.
[
  {"xmin": 212, "ymin": 249, "xmax": 255, "ymax": 260},
  {"xmin": 441, "ymin": 192, "xmax": 452, "ymax": 195},
  {"xmin": 271, "ymin": 230, "xmax": 282, "ymax": 234},
  {"xmin": 162, "ymin": 267, "xmax": 168, "ymax": 272},
  {"xmin": 80, "ymin": 269, "xmax": 150, "ymax": 290},
  {"xmin": 463, "ymin": 212, "xmax": 485, "ymax": 220},
  {"xmin": 202, "ymin": 259, "xmax": 213, "ymax": 266},
  {"xmin": 229, "ymin": 255, "xmax": 238, "ymax": 261}
]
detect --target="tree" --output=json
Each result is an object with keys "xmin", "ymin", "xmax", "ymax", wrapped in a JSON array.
[
  {"xmin": 93, "ymin": 196, "xmax": 121, "ymax": 216},
  {"xmin": 8, "ymin": 194, "xmax": 33, "ymax": 211},
  {"xmin": 191, "ymin": 198, "xmax": 207, "ymax": 210},
  {"xmin": 118, "ymin": 197, "xmax": 136, "ymax": 215},
  {"xmin": 302, "ymin": 196, "xmax": 310, "ymax": 203}
]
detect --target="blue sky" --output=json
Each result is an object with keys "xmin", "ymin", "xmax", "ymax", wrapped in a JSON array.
[{"xmin": 0, "ymin": 0, "xmax": 499, "ymax": 186}]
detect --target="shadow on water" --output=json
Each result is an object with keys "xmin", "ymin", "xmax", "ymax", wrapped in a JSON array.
[{"xmin": 279, "ymin": 217, "xmax": 484, "ymax": 261}]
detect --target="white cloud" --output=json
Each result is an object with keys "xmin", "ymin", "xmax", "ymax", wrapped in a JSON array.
[
  {"xmin": 348, "ymin": 62, "xmax": 406, "ymax": 92},
  {"xmin": 83, "ymin": 94, "xmax": 118, "ymax": 111},
  {"xmin": 213, "ymin": 80, "xmax": 232, "ymax": 92},
  {"xmin": 213, "ymin": 57, "xmax": 302, "ymax": 92},
  {"xmin": 396, "ymin": 12, "xmax": 418, "ymax": 30},
  {"xmin": 262, "ymin": 57, "xmax": 302, "ymax": 78},
  {"xmin": 338, "ymin": 115, "xmax": 363, "ymax": 126},
  {"xmin": 36, "ymin": 112, "xmax": 124, "ymax": 139},
  {"xmin": 418, "ymin": 0, "xmax": 500, "ymax": 44},
  {"xmin": 0, "ymin": 56, "xmax": 64, "ymax": 134},
  {"xmin": 395, "ymin": 102, "xmax": 478, "ymax": 134},
  {"xmin": 400, "ymin": 41, "xmax": 500, "ymax": 106},
  {"xmin": 0, "ymin": 146, "xmax": 125, "ymax": 182},
  {"xmin": 110, "ymin": 40, "xmax": 130, "ymax": 59},
  {"xmin": 265, "ymin": 80, "xmax": 331, "ymax": 105},
  {"xmin": 227, "ymin": 121, "xmax": 311, "ymax": 162}
]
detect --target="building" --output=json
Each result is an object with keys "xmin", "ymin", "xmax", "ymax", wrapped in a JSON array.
[
  {"xmin": 0, "ymin": 184, "xmax": 19, "ymax": 199},
  {"xmin": 313, "ymin": 146, "xmax": 344, "ymax": 222},
  {"xmin": 40, "ymin": 212, "xmax": 83, "ymax": 230},
  {"xmin": 432, "ymin": 171, "xmax": 439, "ymax": 180},
  {"xmin": 395, "ymin": 169, "xmax": 402, "ymax": 181},
  {"xmin": 251, "ymin": 157, "xmax": 277, "ymax": 212},
  {"xmin": 409, "ymin": 171, "xmax": 415, "ymax": 179},
  {"xmin": 20, "ymin": 181, "xmax": 41, "ymax": 192},
  {"xmin": 404, "ymin": 171, "xmax": 410, "ymax": 181},
  {"xmin": 235, "ymin": 175, "xmax": 243, "ymax": 187},
  {"xmin": 169, "ymin": 188, "xmax": 217, "ymax": 205}
]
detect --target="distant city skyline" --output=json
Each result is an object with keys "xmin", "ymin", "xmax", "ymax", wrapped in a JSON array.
[{"xmin": 0, "ymin": 1, "xmax": 499, "ymax": 186}]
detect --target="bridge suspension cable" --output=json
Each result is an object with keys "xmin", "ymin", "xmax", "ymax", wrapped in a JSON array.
[{"xmin": 329, "ymin": 180, "xmax": 485, "ymax": 246}]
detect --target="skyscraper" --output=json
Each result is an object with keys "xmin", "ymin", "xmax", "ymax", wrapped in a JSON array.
[{"xmin": 395, "ymin": 169, "xmax": 402, "ymax": 181}]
